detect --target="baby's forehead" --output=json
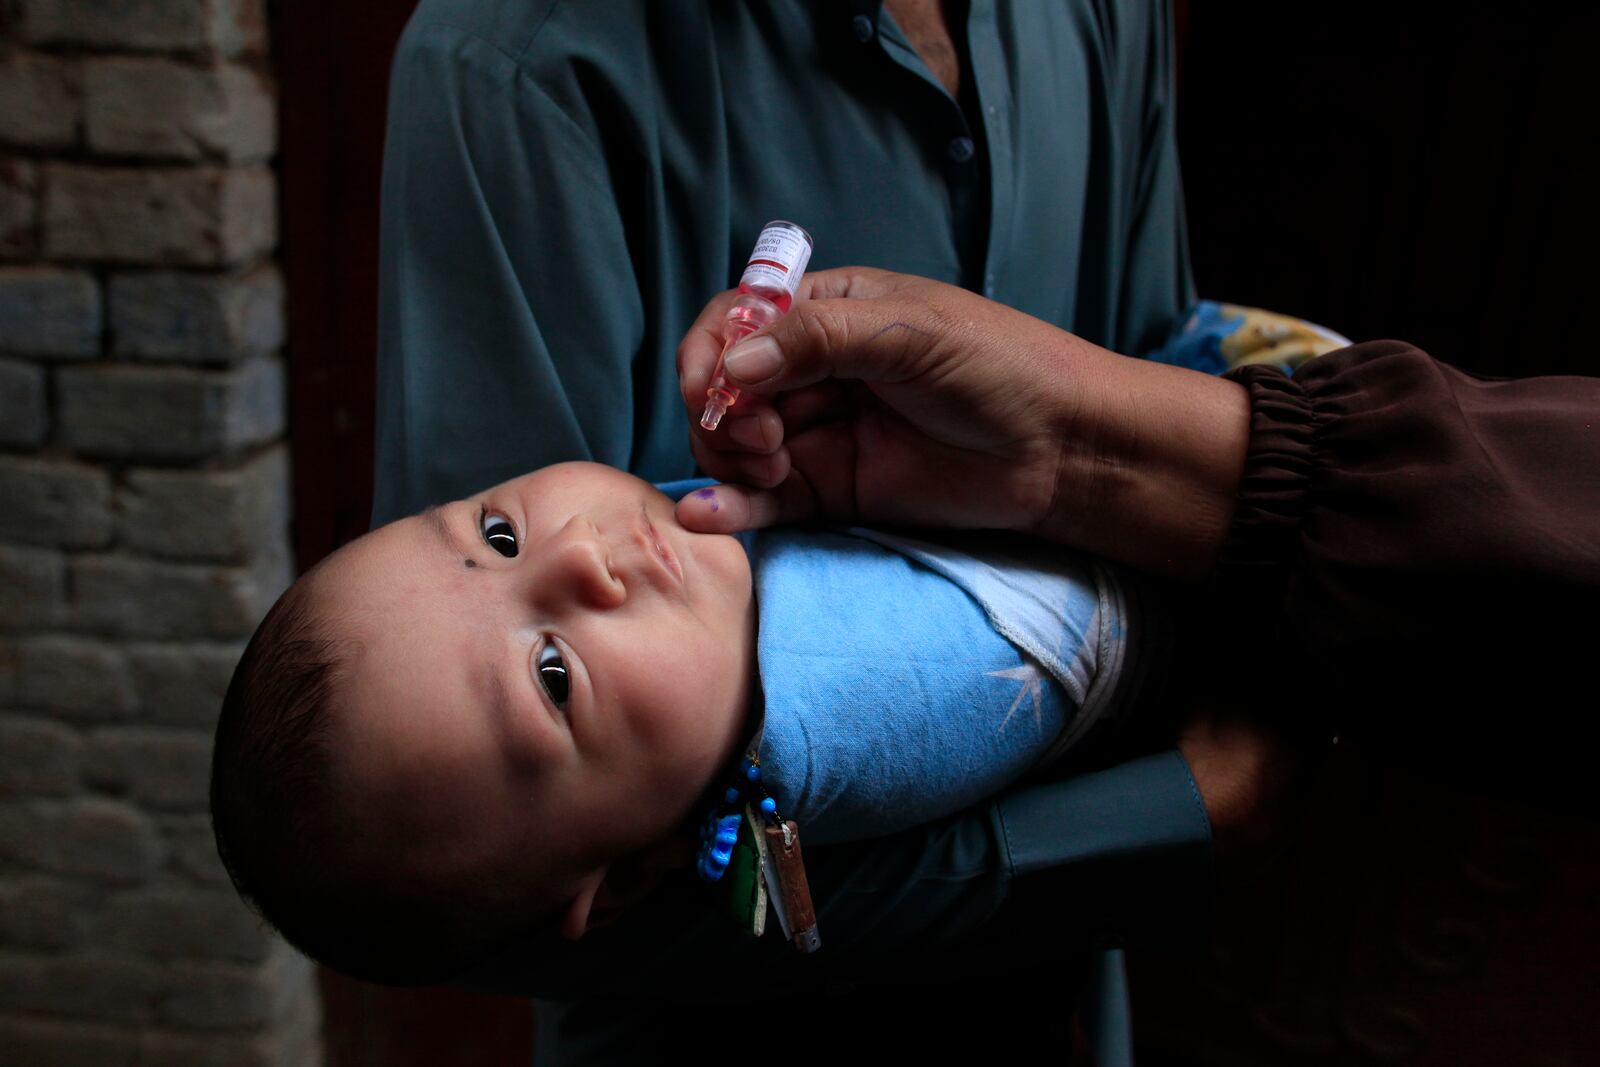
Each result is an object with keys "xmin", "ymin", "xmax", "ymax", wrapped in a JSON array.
[
  {"xmin": 316, "ymin": 516, "xmax": 428, "ymax": 593},
  {"xmin": 297, "ymin": 522, "xmax": 443, "ymax": 684}
]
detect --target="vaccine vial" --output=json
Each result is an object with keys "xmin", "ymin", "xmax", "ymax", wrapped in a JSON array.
[{"xmin": 701, "ymin": 220, "xmax": 814, "ymax": 431}]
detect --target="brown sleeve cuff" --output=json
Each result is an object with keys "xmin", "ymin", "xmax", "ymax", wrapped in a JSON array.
[
  {"xmin": 1214, "ymin": 336, "xmax": 1600, "ymax": 649},
  {"xmin": 1215, "ymin": 363, "xmax": 1320, "ymax": 578}
]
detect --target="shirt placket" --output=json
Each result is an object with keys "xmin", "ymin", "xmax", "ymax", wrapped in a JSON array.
[
  {"xmin": 965, "ymin": 0, "xmax": 1013, "ymax": 302},
  {"xmin": 850, "ymin": 0, "xmax": 999, "ymax": 295}
]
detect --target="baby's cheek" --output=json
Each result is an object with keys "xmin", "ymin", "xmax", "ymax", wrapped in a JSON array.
[{"xmin": 645, "ymin": 655, "xmax": 737, "ymax": 755}]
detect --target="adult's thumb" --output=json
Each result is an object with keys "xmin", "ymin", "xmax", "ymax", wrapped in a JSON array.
[
  {"xmin": 721, "ymin": 334, "xmax": 786, "ymax": 386},
  {"xmin": 720, "ymin": 297, "xmax": 935, "ymax": 391}
]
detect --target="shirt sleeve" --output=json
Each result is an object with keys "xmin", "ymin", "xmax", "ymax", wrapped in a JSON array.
[
  {"xmin": 1220, "ymin": 341, "xmax": 1600, "ymax": 802},
  {"xmin": 372, "ymin": 19, "xmax": 647, "ymax": 524}
]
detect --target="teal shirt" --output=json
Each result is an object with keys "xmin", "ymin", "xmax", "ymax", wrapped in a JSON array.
[
  {"xmin": 375, "ymin": 2, "xmax": 1207, "ymax": 1053},
  {"xmin": 373, "ymin": 0, "xmax": 1193, "ymax": 522}
]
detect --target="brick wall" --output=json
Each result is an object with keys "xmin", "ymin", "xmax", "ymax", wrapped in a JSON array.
[{"xmin": 0, "ymin": 2, "xmax": 321, "ymax": 1063}]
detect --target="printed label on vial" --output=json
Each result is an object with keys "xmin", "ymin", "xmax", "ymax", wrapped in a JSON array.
[{"xmin": 740, "ymin": 224, "xmax": 813, "ymax": 299}]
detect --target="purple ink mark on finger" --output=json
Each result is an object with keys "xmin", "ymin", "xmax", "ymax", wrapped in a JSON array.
[{"xmin": 694, "ymin": 487, "xmax": 717, "ymax": 498}]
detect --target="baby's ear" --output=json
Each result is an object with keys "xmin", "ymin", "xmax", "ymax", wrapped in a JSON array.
[{"xmin": 558, "ymin": 867, "xmax": 609, "ymax": 941}]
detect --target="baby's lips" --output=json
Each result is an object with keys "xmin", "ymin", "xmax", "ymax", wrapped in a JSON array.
[{"xmin": 638, "ymin": 513, "xmax": 684, "ymax": 586}]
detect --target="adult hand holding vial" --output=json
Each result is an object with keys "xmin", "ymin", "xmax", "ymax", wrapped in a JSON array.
[
  {"xmin": 679, "ymin": 266, "xmax": 1253, "ymax": 583},
  {"xmin": 700, "ymin": 221, "xmax": 814, "ymax": 431}
]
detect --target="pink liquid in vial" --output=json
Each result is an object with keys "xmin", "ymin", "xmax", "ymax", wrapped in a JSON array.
[{"xmin": 701, "ymin": 282, "xmax": 790, "ymax": 431}]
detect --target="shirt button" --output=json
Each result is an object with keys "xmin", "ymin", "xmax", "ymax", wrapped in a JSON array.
[
  {"xmin": 947, "ymin": 136, "xmax": 976, "ymax": 163},
  {"xmin": 853, "ymin": 15, "xmax": 875, "ymax": 42}
]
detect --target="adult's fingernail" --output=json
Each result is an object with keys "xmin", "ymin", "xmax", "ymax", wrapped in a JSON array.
[{"xmin": 723, "ymin": 336, "xmax": 783, "ymax": 384}]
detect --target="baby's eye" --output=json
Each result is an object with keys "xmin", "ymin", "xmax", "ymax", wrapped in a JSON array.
[
  {"xmin": 481, "ymin": 512, "xmax": 518, "ymax": 558},
  {"xmin": 537, "ymin": 641, "xmax": 570, "ymax": 709}
]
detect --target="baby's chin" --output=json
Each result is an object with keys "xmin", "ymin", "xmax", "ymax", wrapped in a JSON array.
[{"xmin": 683, "ymin": 518, "xmax": 754, "ymax": 591}]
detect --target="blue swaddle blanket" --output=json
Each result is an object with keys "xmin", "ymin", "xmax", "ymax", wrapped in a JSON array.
[{"xmin": 749, "ymin": 527, "xmax": 1133, "ymax": 845}]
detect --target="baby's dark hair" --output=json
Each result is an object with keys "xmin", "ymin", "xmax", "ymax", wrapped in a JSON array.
[{"xmin": 210, "ymin": 566, "xmax": 558, "ymax": 986}]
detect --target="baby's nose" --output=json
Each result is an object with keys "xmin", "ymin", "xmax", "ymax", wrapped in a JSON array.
[{"xmin": 541, "ymin": 516, "xmax": 626, "ymax": 609}]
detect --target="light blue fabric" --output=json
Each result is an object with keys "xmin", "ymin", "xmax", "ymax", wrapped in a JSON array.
[
  {"xmin": 848, "ymin": 528, "xmax": 1133, "ymax": 762},
  {"xmin": 750, "ymin": 527, "xmax": 1129, "ymax": 845}
]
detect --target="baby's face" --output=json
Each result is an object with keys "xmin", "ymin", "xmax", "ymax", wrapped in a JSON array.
[{"xmin": 317, "ymin": 462, "xmax": 755, "ymax": 903}]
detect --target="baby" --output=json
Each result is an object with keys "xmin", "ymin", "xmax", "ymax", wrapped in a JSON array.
[{"xmin": 210, "ymin": 461, "xmax": 1157, "ymax": 986}]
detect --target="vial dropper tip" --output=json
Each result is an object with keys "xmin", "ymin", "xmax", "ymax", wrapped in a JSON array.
[{"xmin": 700, "ymin": 402, "xmax": 727, "ymax": 432}]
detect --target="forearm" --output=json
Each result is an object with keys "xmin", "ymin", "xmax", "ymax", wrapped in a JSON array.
[{"xmin": 1034, "ymin": 336, "xmax": 1251, "ymax": 582}]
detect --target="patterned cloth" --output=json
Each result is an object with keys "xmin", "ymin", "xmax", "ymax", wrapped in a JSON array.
[{"xmin": 1147, "ymin": 299, "xmax": 1352, "ymax": 376}]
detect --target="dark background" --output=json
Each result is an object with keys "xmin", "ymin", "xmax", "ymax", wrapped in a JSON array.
[{"xmin": 275, "ymin": 3, "xmax": 1600, "ymax": 1063}]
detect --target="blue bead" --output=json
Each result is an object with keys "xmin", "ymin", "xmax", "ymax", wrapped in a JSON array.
[
  {"xmin": 759, "ymin": 797, "xmax": 777, "ymax": 815},
  {"xmin": 724, "ymin": 787, "xmax": 741, "ymax": 804},
  {"xmin": 746, "ymin": 763, "xmax": 762, "ymax": 782},
  {"xmin": 716, "ymin": 829, "xmax": 738, "ymax": 848},
  {"xmin": 712, "ymin": 844, "xmax": 733, "ymax": 865}
]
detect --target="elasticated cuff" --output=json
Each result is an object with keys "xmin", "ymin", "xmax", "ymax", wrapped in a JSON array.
[{"xmin": 1216, "ymin": 365, "xmax": 1320, "ymax": 577}]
